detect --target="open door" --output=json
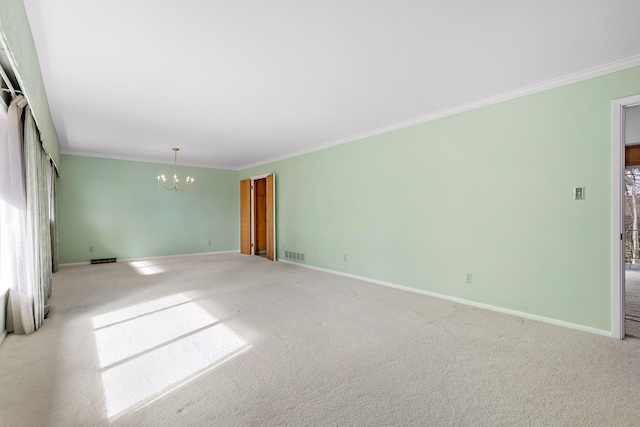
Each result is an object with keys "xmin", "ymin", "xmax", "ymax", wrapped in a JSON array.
[
  {"xmin": 240, "ymin": 179, "xmax": 251, "ymax": 254},
  {"xmin": 239, "ymin": 174, "xmax": 276, "ymax": 261},
  {"xmin": 266, "ymin": 174, "xmax": 276, "ymax": 261}
]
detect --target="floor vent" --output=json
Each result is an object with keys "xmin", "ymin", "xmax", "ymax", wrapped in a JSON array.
[
  {"xmin": 90, "ymin": 258, "xmax": 117, "ymax": 264},
  {"xmin": 285, "ymin": 251, "xmax": 305, "ymax": 262}
]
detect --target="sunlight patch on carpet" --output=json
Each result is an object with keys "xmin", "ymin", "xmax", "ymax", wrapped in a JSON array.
[
  {"xmin": 93, "ymin": 294, "xmax": 249, "ymax": 419},
  {"xmin": 92, "ymin": 294, "xmax": 191, "ymax": 329},
  {"xmin": 94, "ymin": 302, "xmax": 221, "ymax": 368},
  {"xmin": 129, "ymin": 260, "xmax": 167, "ymax": 275}
]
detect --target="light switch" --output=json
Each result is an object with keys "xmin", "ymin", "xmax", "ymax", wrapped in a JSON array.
[{"xmin": 573, "ymin": 187, "xmax": 585, "ymax": 200}]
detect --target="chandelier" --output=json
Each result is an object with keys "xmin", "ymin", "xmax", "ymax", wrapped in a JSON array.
[{"xmin": 157, "ymin": 148, "xmax": 194, "ymax": 191}]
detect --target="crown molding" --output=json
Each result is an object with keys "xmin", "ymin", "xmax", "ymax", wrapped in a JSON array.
[
  {"xmin": 239, "ymin": 54, "xmax": 640, "ymax": 171},
  {"xmin": 59, "ymin": 150, "xmax": 237, "ymax": 171}
]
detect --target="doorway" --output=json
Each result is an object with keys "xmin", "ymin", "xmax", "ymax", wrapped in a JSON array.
[
  {"xmin": 239, "ymin": 174, "xmax": 276, "ymax": 261},
  {"xmin": 254, "ymin": 178, "xmax": 267, "ymax": 257},
  {"xmin": 613, "ymin": 95, "xmax": 640, "ymax": 339},
  {"xmin": 623, "ymin": 106, "xmax": 640, "ymax": 338}
]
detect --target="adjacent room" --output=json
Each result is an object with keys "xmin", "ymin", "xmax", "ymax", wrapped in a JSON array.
[{"xmin": 2, "ymin": 1, "xmax": 640, "ymax": 425}]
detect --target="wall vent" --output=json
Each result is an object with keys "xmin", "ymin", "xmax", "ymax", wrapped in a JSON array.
[
  {"xmin": 284, "ymin": 251, "xmax": 304, "ymax": 262},
  {"xmin": 90, "ymin": 258, "xmax": 117, "ymax": 264}
]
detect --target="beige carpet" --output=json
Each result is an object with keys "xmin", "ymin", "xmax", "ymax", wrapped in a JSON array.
[{"xmin": 1, "ymin": 253, "xmax": 640, "ymax": 426}]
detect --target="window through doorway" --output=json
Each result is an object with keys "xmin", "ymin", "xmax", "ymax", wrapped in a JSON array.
[{"xmin": 624, "ymin": 104, "xmax": 640, "ymax": 338}]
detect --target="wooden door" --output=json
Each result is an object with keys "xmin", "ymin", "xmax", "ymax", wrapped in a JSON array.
[
  {"xmin": 254, "ymin": 179, "xmax": 267, "ymax": 252},
  {"xmin": 240, "ymin": 179, "xmax": 251, "ymax": 254},
  {"xmin": 240, "ymin": 175, "xmax": 275, "ymax": 260},
  {"xmin": 266, "ymin": 174, "xmax": 275, "ymax": 261}
]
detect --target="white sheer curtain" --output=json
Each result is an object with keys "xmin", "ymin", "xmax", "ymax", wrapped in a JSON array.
[
  {"xmin": 0, "ymin": 95, "xmax": 54, "ymax": 334},
  {"xmin": 24, "ymin": 107, "xmax": 51, "ymax": 329},
  {"xmin": 48, "ymin": 158, "xmax": 59, "ymax": 273},
  {"xmin": 0, "ymin": 95, "xmax": 35, "ymax": 334},
  {"xmin": 24, "ymin": 106, "xmax": 52, "ymax": 329}
]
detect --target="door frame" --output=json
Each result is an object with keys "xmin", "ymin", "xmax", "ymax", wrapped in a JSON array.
[
  {"xmin": 250, "ymin": 173, "xmax": 270, "ymax": 255},
  {"xmin": 249, "ymin": 173, "xmax": 275, "ymax": 259},
  {"xmin": 612, "ymin": 94, "xmax": 640, "ymax": 339}
]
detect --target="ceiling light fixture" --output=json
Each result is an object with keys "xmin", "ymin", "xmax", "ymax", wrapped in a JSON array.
[{"xmin": 157, "ymin": 148, "xmax": 194, "ymax": 191}]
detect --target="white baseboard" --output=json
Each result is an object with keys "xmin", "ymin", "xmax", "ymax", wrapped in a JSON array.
[
  {"xmin": 60, "ymin": 250, "xmax": 240, "ymax": 267},
  {"xmin": 122, "ymin": 250, "xmax": 239, "ymax": 263},
  {"xmin": 277, "ymin": 259, "xmax": 612, "ymax": 338}
]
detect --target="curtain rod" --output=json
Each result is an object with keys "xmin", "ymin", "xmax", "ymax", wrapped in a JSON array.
[{"xmin": 0, "ymin": 62, "xmax": 18, "ymax": 98}]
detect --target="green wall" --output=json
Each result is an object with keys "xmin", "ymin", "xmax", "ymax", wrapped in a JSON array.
[
  {"xmin": 58, "ymin": 155, "xmax": 239, "ymax": 263},
  {"xmin": 241, "ymin": 66, "xmax": 640, "ymax": 332}
]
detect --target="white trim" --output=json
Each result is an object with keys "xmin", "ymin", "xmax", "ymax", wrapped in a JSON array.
[
  {"xmin": 59, "ymin": 151, "xmax": 237, "ymax": 171},
  {"xmin": 249, "ymin": 173, "xmax": 272, "ymax": 255},
  {"xmin": 239, "ymin": 54, "xmax": 640, "ymax": 170},
  {"xmin": 272, "ymin": 174, "xmax": 276, "ymax": 261},
  {"xmin": 122, "ymin": 250, "xmax": 239, "ymax": 262},
  {"xmin": 0, "ymin": 330, "xmax": 6, "ymax": 347},
  {"xmin": 612, "ymin": 94, "xmax": 640, "ymax": 339},
  {"xmin": 59, "ymin": 250, "xmax": 240, "ymax": 266},
  {"xmin": 250, "ymin": 178, "xmax": 255, "ymax": 254},
  {"xmin": 248, "ymin": 173, "xmax": 276, "ymax": 260},
  {"xmin": 612, "ymin": 100, "xmax": 624, "ymax": 339},
  {"xmin": 278, "ymin": 259, "xmax": 611, "ymax": 337},
  {"xmin": 249, "ymin": 173, "xmax": 271, "ymax": 179},
  {"xmin": 612, "ymin": 99, "xmax": 624, "ymax": 339},
  {"xmin": 60, "ymin": 56, "xmax": 640, "ymax": 172}
]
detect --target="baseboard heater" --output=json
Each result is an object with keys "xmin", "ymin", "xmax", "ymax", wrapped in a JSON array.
[{"xmin": 90, "ymin": 258, "xmax": 117, "ymax": 264}]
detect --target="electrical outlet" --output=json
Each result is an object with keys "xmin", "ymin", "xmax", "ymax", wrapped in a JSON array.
[
  {"xmin": 89, "ymin": 246, "xmax": 93, "ymax": 253},
  {"xmin": 466, "ymin": 273, "xmax": 472, "ymax": 283},
  {"xmin": 573, "ymin": 186, "xmax": 585, "ymax": 200}
]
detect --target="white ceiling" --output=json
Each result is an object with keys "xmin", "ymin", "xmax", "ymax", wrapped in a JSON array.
[{"xmin": 22, "ymin": 0, "xmax": 640, "ymax": 170}]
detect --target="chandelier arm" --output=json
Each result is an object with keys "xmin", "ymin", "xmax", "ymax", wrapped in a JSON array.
[{"xmin": 160, "ymin": 180, "xmax": 185, "ymax": 191}]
